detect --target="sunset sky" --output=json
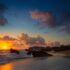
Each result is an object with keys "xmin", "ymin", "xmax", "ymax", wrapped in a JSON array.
[{"xmin": 0, "ymin": 0, "xmax": 70, "ymax": 49}]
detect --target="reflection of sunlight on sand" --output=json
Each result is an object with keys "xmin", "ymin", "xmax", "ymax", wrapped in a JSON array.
[{"xmin": 0, "ymin": 63, "xmax": 12, "ymax": 70}]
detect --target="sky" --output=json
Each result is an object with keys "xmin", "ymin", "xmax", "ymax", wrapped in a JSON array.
[{"xmin": 0, "ymin": 0, "xmax": 70, "ymax": 46}]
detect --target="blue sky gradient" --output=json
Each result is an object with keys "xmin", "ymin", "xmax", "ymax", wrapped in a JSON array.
[{"xmin": 0, "ymin": 0, "xmax": 70, "ymax": 45}]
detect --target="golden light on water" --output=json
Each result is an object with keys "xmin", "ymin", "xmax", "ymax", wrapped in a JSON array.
[{"xmin": 0, "ymin": 63, "xmax": 12, "ymax": 70}]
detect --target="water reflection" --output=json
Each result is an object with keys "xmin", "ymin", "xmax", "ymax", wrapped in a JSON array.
[
  {"xmin": 0, "ymin": 57, "xmax": 70, "ymax": 70},
  {"xmin": 63, "ymin": 56, "xmax": 70, "ymax": 59},
  {"xmin": 0, "ymin": 63, "xmax": 12, "ymax": 70},
  {"xmin": 0, "ymin": 58, "xmax": 32, "ymax": 70}
]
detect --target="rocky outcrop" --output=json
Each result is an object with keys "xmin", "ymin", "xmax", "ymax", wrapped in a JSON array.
[
  {"xmin": 26, "ymin": 46, "xmax": 53, "ymax": 57},
  {"xmin": 10, "ymin": 49, "xmax": 20, "ymax": 54},
  {"xmin": 31, "ymin": 51, "xmax": 52, "ymax": 57}
]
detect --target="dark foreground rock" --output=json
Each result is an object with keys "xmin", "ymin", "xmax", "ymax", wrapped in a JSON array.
[
  {"xmin": 10, "ymin": 49, "xmax": 20, "ymax": 54},
  {"xmin": 26, "ymin": 46, "xmax": 53, "ymax": 57},
  {"xmin": 27, "ymin": 51, "xmax": 52, "ymax": 57},
  {"xmin": 32, "ymin": 51, "xmax": 52, "ymax": 57}
]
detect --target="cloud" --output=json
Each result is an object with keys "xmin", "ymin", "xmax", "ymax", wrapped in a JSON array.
[
  {"xmin": 30, "ymin": 10, "xmax": 51, "ymax": 19},
  {"xmin": 47, "ymin": 41, "xmax": 61, "ymax": 47},
  {"xmin": 0, "ymin": 35, "xmax": 16, "ymax": 41},
  {"xmin": 0, "ymin": 4, "xmax": 8, "ymax": 26},
  {"xmin": 30, "ymin": 10, "xmax": 55, "ymax": 27},
  {"xmin": 59, "ymin": 25, "xmax": 70, "ymax": 34},
  {"xmin": 0, "ymin": 16, "xmax": 8, "ymax": 26},
  {"xmin": 18, "ymin": 33, "xmax": 46, "ymax": 47},
  {"xmin": 30, "ymin": 10, "xmax": 70, "ymax": 34},
  {"xmin": 59, "ymin": 10, "xmax": 70, "ymax": 33},
  {"xmin": 29, "ymin": 35, "xmax": 46, "ymax": 46}
]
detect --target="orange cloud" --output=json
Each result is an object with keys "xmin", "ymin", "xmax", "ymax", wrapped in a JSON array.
[
  {"xmin": 0, "ymin": 35, "xmax": 17, "ymax": 50},
  {"xmin": 0, "ymin": 35, "xmax": 16, "ymax": 41},
  {"xmin": 0, "ymin": 33, "xmax": 46, "ymax": 50},
  {"xmin": 30, "ymin": 10, "xmax": 51, "ymax": 19}
]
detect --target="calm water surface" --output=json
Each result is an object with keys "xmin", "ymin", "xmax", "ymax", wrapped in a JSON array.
[{"xmin": 0, "ymin": 57, "xmax": 70, "ymax": 70}]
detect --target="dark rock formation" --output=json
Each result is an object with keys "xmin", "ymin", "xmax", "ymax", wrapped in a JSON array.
[
  {"xmin": 26, "ymin": 46, "xmax": 52, "ymax": 57},
  {"xmin": 31, "ymin": 51, "xmax": 52, "ymax": 57},
  {"xmin": 10, "ymin": 48, "xmax": 20, "ymax": 54}
]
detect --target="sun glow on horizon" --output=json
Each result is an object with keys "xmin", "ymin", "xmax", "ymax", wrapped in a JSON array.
[
  {"xmin": 0, "ymin": 40, "xmax": 11, "ymax": 50},
  {"xmin": 3, "ymin": 46, "xmax": 8, "ymax": 50}
]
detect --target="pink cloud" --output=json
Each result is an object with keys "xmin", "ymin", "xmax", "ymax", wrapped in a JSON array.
[
  {"xmin": 30, "ymin": 10, "xmax": 55, "ymax": 27},
  {"xmin": 30, "ymin": 10, "xmax": 51, "ymax": 19},
  {"xmin": 0, "ymin": 17, "xmax": 8, "ymax": 26}
]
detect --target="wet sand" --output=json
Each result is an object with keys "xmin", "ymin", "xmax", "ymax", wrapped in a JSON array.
[{"xmin": 0, "ymin": 56, "xmax": 70, "ymax": 70}]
